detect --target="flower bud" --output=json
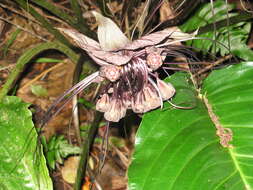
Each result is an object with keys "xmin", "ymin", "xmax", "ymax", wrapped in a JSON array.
[
  {"xmin": 96, "ymin": 94, "xmax": 110, "ymax": 112},
  {"xmin": 157, "ymin": 79, "xmax": 175, "ymax": 100},
  {"xmin": 100, "ymin": 65, "xmax": 121, "ymax": 82},
  {"xmin": 146, "ymin": 52, "xmax": 163, "ymax": 70}
]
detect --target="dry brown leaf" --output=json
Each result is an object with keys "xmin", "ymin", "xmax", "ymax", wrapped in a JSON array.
[
  {"xmin": 61, "ymin": 156, "xmax": 80, "ymax": 184},
  {"xmin": 159, "ymin": 1, "xmax": 174, "ymax": 22}
]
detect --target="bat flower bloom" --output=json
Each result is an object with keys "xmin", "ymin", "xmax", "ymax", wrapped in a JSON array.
[{"xmin": 46, "ymin": 11, "xmax": 196, "ymax": 123}]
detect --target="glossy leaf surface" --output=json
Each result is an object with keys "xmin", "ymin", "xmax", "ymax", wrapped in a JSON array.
[
  {"xmin": 0, "ymin": 96, "xmax": 53, "ymax": 190},
  {"xmin": 128, "ymin": 62, "xmax": 253, "ymax": 190}
]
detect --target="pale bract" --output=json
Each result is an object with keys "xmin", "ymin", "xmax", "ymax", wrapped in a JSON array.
[{"xmin": 91, "ymin": 11, "xmax": 130, "ymax": 51}]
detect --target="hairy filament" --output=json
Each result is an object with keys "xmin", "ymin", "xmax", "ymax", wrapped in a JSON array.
[{"xmin": 41, "ymin": 71, "xmax": 99, "ymax": 127}]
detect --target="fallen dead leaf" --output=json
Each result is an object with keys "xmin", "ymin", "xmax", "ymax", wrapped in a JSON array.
[{"xmin": 61, "ymin": 156, "xmax": 80, "ymax": 184}]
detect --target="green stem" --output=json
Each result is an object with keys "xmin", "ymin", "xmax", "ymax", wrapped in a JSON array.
[
  {"xmin": 0, "ymin": 41, "xmax": 79, "ymax": 101},
  {"xmin": 70, "ymin": 0, "xmax": 85, "ymax": 28},
  {"xmin": 74, "ymin": 112, "xmax": 103, "ymax": 190},
  {"xmin": 3, "ymin": 28, "xmax": 21, "ymax": 57}
]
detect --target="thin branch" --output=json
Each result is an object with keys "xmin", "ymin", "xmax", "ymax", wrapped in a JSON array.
[
  {"xmin": 193, "ymin": 55, "xmax": 232, "ymax": 77},
  {"xmin": 0, "ymin": 64, "xmax": 16, "ymax": 72},
  {"xmin": 72, "ymin": 95, "xmax": 82, "ymax": 145},
  {"xmin": 19, "ymin": 62, "xmax": 65, "ymax": 91},
  {"xmin": 0, "ymin": 16, "xmax": 48, "ymax": 41},
  {"xmin": 0, "ymin": 2, "xmax": 39, "ymax": 24}
]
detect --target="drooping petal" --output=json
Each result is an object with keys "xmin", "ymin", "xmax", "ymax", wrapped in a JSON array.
[
  {"xmin": 96, "ymin": 94, "xmax": 111, "ymax": 112},
  {"xmin": 157, "ymin": 79, "xmax": 176, "ymax": 100},
  {"xmin": 92, "ymin": 11, "xmax": 130, "ymax": 51},
  {"xmin": 58, "ymin": 28, "xmax": 100, "ymax": 49},
  {"xmin": 131, "ymin": 92, "xmax": 145, "ymax": 113},
  {"xmin": 148, "ymin": 77, "xmax": 163, "ymax": 108},
  {"xmin": 104, "ymin": 99, "xmax": 126, "ymax": 122},
  {"xmin": 143, "ymin": 86, "xmax": 161, "ymax": 112},
  {"xmin": 59, "ymin": 28, "xmax": 108, "ymax": 66},
  {"xmin": 122, "ymin": 92, "xmax": 132, "ymax": 109}
]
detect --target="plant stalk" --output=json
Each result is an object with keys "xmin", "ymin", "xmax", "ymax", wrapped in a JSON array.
[{"xmin": 74, "ymin": 112, "xmax": 103, "ymax": 190}]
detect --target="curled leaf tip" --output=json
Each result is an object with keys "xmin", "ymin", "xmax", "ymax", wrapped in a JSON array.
[{"xmin": 91, "ymin": 11, "xmax": 130, "ymax": 51}]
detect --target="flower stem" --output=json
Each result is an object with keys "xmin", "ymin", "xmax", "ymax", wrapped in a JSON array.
[{"xmin": 74, "ymin": 112, "xmax": 103, "ymax": 190}]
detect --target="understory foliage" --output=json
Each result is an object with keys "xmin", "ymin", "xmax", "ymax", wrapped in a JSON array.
[
  {"xmin": 180, "ymin": 0, "xmax": 253, "ymax": 60},
  {"xmin": 0, "ymin": 0, "xmax": 253, "ymax": 190}
]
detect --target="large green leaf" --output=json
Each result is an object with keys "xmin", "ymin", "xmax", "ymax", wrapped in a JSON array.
[
  {"xmin": 0, "ymin": 96, "xmax": 53, "ymax": 190},
  {"xmin": 128, "ymin": 62, "xmax": 253, "ymax": 190}
]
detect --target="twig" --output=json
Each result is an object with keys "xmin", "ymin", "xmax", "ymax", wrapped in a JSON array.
[
  {"xmin": 43, "ymin": 14, "xmax": 70, "ymax": 27},
  {"xmin": 19, "ymin": 62, "xmax": 64, "ymax": 91},
  {"xmin": 94, "ymin": 179, "xmax": 103, "ymax": 190},
  {"xmin": 0, "ymin": 19, "xmax": 4, "ymax": 36},
  {"xmin": 196, "ymin": 12, "xmax": 253, "ymax": 35},
  {"xmin": 72, "ymin": 95, "xmax": 82, "ymax": 145},
  {"xmin": 0, "ymin": 2, "xmax": 39, "ymax": 24},
  {"xmin": 193, "ymin": 54, "xmax": 232, "ymax": 77},
  {"xmin": 99, "ymin": 122, "xmax": 109, "ymax": 173},
  {"xmin": 51, "ymin": 0, "xmax": 74, "ymax": 12},
  {"xmin": 91, "ymin": 83, "xmax": 101, "ymax": 101},
  {"xmin": 0, "ymin": 2, "xmax": 69, "ymax": 28},
  {"xmin": 111, "ymin": 144, "xmax": 129, "ymax": 169},
  {"xmin": 0, "ymin": 64, "xmax": 16, "ymax": 72},
  {"xmin": 240, "ymin": 0, "xmax": 253, "ymax": 13},
  {"xmin": 0, "ymin": 16, "xmax": 48, "ymax": 41}
]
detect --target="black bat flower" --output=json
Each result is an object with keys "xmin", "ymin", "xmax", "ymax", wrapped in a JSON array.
[{"xmin": 43, "ymin": 11, "xmax": 197, "ymax": 124}]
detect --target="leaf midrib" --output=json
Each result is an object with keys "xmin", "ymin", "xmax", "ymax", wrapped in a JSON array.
[{"xmin": 229, "ymin": 148, "xmax": 251, "ymax": 189}]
